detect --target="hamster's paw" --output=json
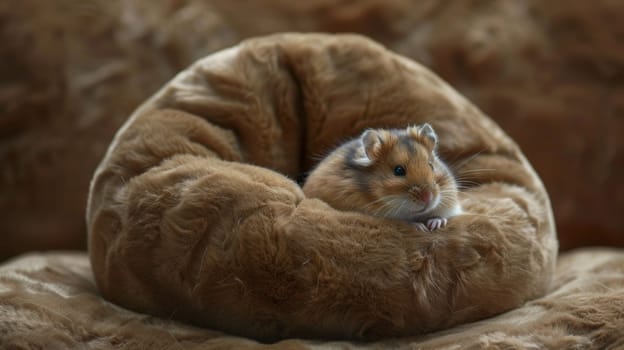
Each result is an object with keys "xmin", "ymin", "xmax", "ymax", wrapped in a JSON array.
[
  {"xmin": 412, "ymin": 222, "xmax": 430, "ymax": 232},
  {"xmin": 426, "ymin": 217, "xmax": 447, "ymax": 231}
]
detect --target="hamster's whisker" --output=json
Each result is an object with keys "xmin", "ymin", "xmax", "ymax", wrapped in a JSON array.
[
  {"xmin": 390, "ymin": 199, "xmax": 407, "ymax": 219},
  {"xmin": 385, "ymin": 197, "xmax": 404, "ymax": 218},
  {"xmin": 455, "ymin": 181, "xmax": 482, "ymax": 189},
  {"xmin": 399, "ymin": 199, "xmax": 412, "ymax": 218},
  {"xmin": 439, "ymin": 198, "xmax": 455, "ymax": 208},
  {"xmin": 361, "ymin": 196, "xmax": 395, "ymax": 212},
  {"xmin": 376, "ymin": 195, "xmax": 406, "ymax": 219},
  {"xmin": 375, "ymin": 202, "xmax": 396, "ymax": 218},
  {"xmin": 389, "ymin": 198, "xmax": 405, "ymax": 218},
  {"xmin": 445, "ymin": 150, "xmax": 487, "ymax": 170},
  {"xmin": 365, "ymin": 196, "xmax": 393, "ymax": 216},
  {"xmin": 456, "ymin": 168, "xmax": 497, "ymax": 176},
  {"xmin": 454, "ymin": 174, "xmax": 486, "ymax": 181},
  {"xmin": 438, "ymin": 190, "xmax": 459, "ymax": 199}
]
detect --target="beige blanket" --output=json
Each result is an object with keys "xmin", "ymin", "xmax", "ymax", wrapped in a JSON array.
[
  {"xmin": 2, "ymin": 248, "xmax": 623, "ymax": 349},
  {"xmin": 85, "ymin": 33, "xmax": 557, "ymax": 341}
]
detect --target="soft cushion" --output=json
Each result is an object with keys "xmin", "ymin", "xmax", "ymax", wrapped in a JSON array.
[
  {"xmin": 4, "ymin": 248, "xmax": 624, "ymax": 349},
  {"xmin": 86, "ymin": 33, "xmax": 557, "ymax": 340}
]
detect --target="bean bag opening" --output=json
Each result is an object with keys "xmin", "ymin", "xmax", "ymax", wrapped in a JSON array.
[{"xmin": 87, "ymin": 33, "xmax": 557, "ymax": 341}]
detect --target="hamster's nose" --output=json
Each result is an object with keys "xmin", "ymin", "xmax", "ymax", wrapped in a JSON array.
[
  {"xmin": 409, "ymin": 186, "xmax": 433, "ymax": 204},
  {"xmin": 420, "ymin": 190, "xmax": 433, "ymax": 204}
]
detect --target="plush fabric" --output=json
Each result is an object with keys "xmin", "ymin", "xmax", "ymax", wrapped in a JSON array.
[
  {"xmin": 2, "ymin": 248, "xmax": 623, "ymax": 349},
  {"xmin": 86, "ymin": 33, "xmax": 557, "ymax": 341}
]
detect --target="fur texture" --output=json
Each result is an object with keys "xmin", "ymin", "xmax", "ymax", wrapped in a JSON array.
[
  {"xmin": 3, "ymin": 249, "xmax": 624, "ymax": 349},
  {"xmin": 85, "ymin": 33, "xmax": 558, "ymax": 340}
]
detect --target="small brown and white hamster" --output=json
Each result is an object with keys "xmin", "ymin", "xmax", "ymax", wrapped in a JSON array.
[{"xmin": 302, "ymin": 123, "xmax": 461, "ymax": 231}]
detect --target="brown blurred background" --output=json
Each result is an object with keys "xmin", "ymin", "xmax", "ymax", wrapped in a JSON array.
[{"xmin": 1, "ymin": 0, "xmax": 622, "ymax": 260}]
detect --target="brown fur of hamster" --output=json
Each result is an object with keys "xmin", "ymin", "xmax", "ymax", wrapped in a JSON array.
[{"xmin": 302, "ymin": 124, "xmax": 462, "ymax": 231}]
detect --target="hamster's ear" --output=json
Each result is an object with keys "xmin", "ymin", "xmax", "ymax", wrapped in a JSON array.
[
  {"xmin": 353, "ymin": 129, "xmax": 386, "ymax": 166},
  {"xmin": 415, "ymin": 123, "xmax": 438, "ymax": 149}
]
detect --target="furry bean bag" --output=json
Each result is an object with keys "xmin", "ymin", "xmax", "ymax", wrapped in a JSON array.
[
  {"xmin": 86, "ymin": 33, "xmax": 558, "ymax": 341},
  {"xmin": 3, "ymin": 248, "xmax": 624, "ymax": 349}
]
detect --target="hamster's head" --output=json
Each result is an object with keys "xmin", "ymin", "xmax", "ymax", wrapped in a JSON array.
[{"xmin": 350, "ymin": 123, "xmax": 456, "ymax": 221}]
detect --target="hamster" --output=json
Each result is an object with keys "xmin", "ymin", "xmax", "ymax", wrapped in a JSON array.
[{"xmin": 302, "ymin": 123, "xmax": 462, "ymax": 231}]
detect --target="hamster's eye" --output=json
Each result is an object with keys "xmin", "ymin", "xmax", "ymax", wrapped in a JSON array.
[
  {"xmin": 428, "ymin": 161, "xmax": 434, "ymax": 170},
  {"xmin": 393, "ymin": 165, "xmax": 406, "ymax": 176}
]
